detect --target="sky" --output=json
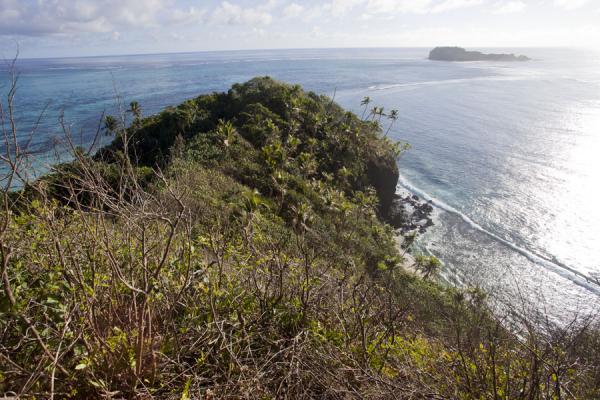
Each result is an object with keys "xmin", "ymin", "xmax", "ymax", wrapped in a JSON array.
[{"xmin": 1, "ymin": 0, "xmax": 600, "ymax": 58}]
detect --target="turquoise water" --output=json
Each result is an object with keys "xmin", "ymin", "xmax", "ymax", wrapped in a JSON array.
[{"xmin": 3, "ymin": 48, "xmax": 600, "ymax": 323}]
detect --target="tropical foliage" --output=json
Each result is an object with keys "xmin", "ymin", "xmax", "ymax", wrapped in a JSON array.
[{"xmin": 0, "ymin": 77, "xmax": 598, "ymax": 399}]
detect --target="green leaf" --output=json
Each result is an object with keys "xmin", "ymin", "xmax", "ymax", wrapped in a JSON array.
[
  {"xmin": 75, "ymin": 363, "xmax": 87, "ymax": 370},
  {"xmin": 181, "ymin": 377, "xmax": 192, "ymax": 400}
]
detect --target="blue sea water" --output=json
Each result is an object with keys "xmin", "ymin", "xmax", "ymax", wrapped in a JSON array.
[{"xmin": 2, "ymin": 47, "xmax": 600, "ymax": 323}]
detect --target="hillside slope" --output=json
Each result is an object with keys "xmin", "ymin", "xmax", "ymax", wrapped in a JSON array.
[{"xmin": 1, "ymin": 77, "xmax": 598, "ymax": 399}]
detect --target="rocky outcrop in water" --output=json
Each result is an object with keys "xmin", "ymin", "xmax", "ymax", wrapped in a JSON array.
[{"xmin": 388, "ymin": 193, "xmax": 434, "ymax": 234}]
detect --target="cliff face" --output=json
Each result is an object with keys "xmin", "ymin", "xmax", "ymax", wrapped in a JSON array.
[
  {"xmin": 429, "ymin": 46, "xmax": 530, "ymax": 62},
  {"xmin": 367, "ymin": 153, "xmax": 399, "ymax": 217}
]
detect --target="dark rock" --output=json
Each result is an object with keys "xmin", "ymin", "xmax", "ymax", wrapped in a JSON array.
[
  {"xmin": 429, "ymin": 47, "xmax": 530, "ymax": 62},
  {"xmin": 387, "ymin": 190, "xmax": 435, "ymax": 235},
  {"xmin": 421, "ymin": 203, "xmax": 433, "ymax": 213},
  {"xmin": 388, "ymin": 212, "xmax": 406, "ymax": 228},
  {"xmin": 367, "ymin": 156, "xmax": 399, "ymax": 219}
]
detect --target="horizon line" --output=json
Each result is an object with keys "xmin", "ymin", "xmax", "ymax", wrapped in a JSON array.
[{"xmin": 12, "ymin": 45, "xmax": 583, "ymax": 61}]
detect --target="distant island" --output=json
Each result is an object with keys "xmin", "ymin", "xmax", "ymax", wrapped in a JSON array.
[{"xmin": 429, "ymin": 46, "xmax": 530, "ymax": 62}]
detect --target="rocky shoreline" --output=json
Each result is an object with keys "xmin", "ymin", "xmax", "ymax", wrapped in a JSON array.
[{"xmin": 387, "ymin": 192, "xmax": 435, "ymax": 235}]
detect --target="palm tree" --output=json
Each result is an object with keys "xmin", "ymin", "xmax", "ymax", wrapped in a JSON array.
[
  {"xmin": 361, "ymin": 96, "xmax": 371, "ymax": 120},
  {"xmin": 401, "ymin": 231, "xmax": 416, "ymax": 257},
  {"xmin": 173, "ymin": 106, "xmax": 197, "ymax": 132},
  {"xmin": 414, "ymin": 255, "xmax": 441, "ymax": 280},
  {"xmin": 370, "ymin": 106, "xmax": 385, "ymax": 122},
  {"xmin": 369, "ymin": 106, "xmax": 377, "ymax": 120},
  {"xmin": 129, "ymin": 101, "xmax": 142, "ymax": 123},
  {"xmin": 385, "ymin": 109, "xmax": 399, "ymax": 137},
  {"xmin": 217, "ymin": 119, "xmax": 237, "ymax": 147},
  {"xmin": 242, "ymin": 189, "xmax": 265, "ymax": 224},
  {"xmin": 103, "ymin": 115, "xmax": 118, "ymax": 136}
]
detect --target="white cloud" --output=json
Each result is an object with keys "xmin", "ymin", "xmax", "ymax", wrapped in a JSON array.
[
  {"xmin": 430, "ymin": 0, "xmax": 483, "ymax": 13},
  {"xmin": 167, "ymin": 7, "xmax": 207, "ymax": 24},
  {"xmin": 554, "ymin": 0, "xmax": 590, "ymax": 10},
  {"xmin": 0, "ymin": 0, "xmax": 181, "ymax": 35},
  {"xmin": 259, "ymin": 0, "xmax": 281, "ymax": 11},
  {"xmin": 297, "ymin": 0, "xmax": 364, "ymax": 22},
  {"xmin": 328, "ymin": 0, "xmax": 365, "ymax": 14},
  {"xmin": 366, "ymin": 0, "xmax": 431, "ymax": 14},
  {"xmin": 364, "ymin": 0, "xmax": 483, "ymax": 15},
  {"xmin": 0, "ymin": 0, "xmax": 280, "ymax": 37},
  {"xmin": 2, "ymin": 0, "xmax": 599, "ymax": 56},
  {"xmin": 0, "ymin": 0, "xmax": 22, "ymax": 20},
  {"xmin": 493, "ymin": 0, "xmax": 526, "ymax": 14},
  {"xmin": 211, "ymin": 1, "xmax": 273, "ymax": 25},
  {"xmin": 283, "ymin": 3, "xmax": 304, "ymax": 18}
]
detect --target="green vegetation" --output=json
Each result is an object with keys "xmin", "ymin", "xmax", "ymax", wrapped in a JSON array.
[{"xmin": 1, "ymin": 77, "xmax": 598, "ymax": 398}]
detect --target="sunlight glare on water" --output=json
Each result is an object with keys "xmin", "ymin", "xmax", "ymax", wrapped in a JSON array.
[{"xmin": 542, "ymin": 100, "xmax": 600, "ymax": 281}]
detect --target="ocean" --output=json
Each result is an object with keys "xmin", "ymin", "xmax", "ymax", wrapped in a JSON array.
[{"xmin": 2, "ymin": 47, "xmax": 599, "ymax": 324}]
